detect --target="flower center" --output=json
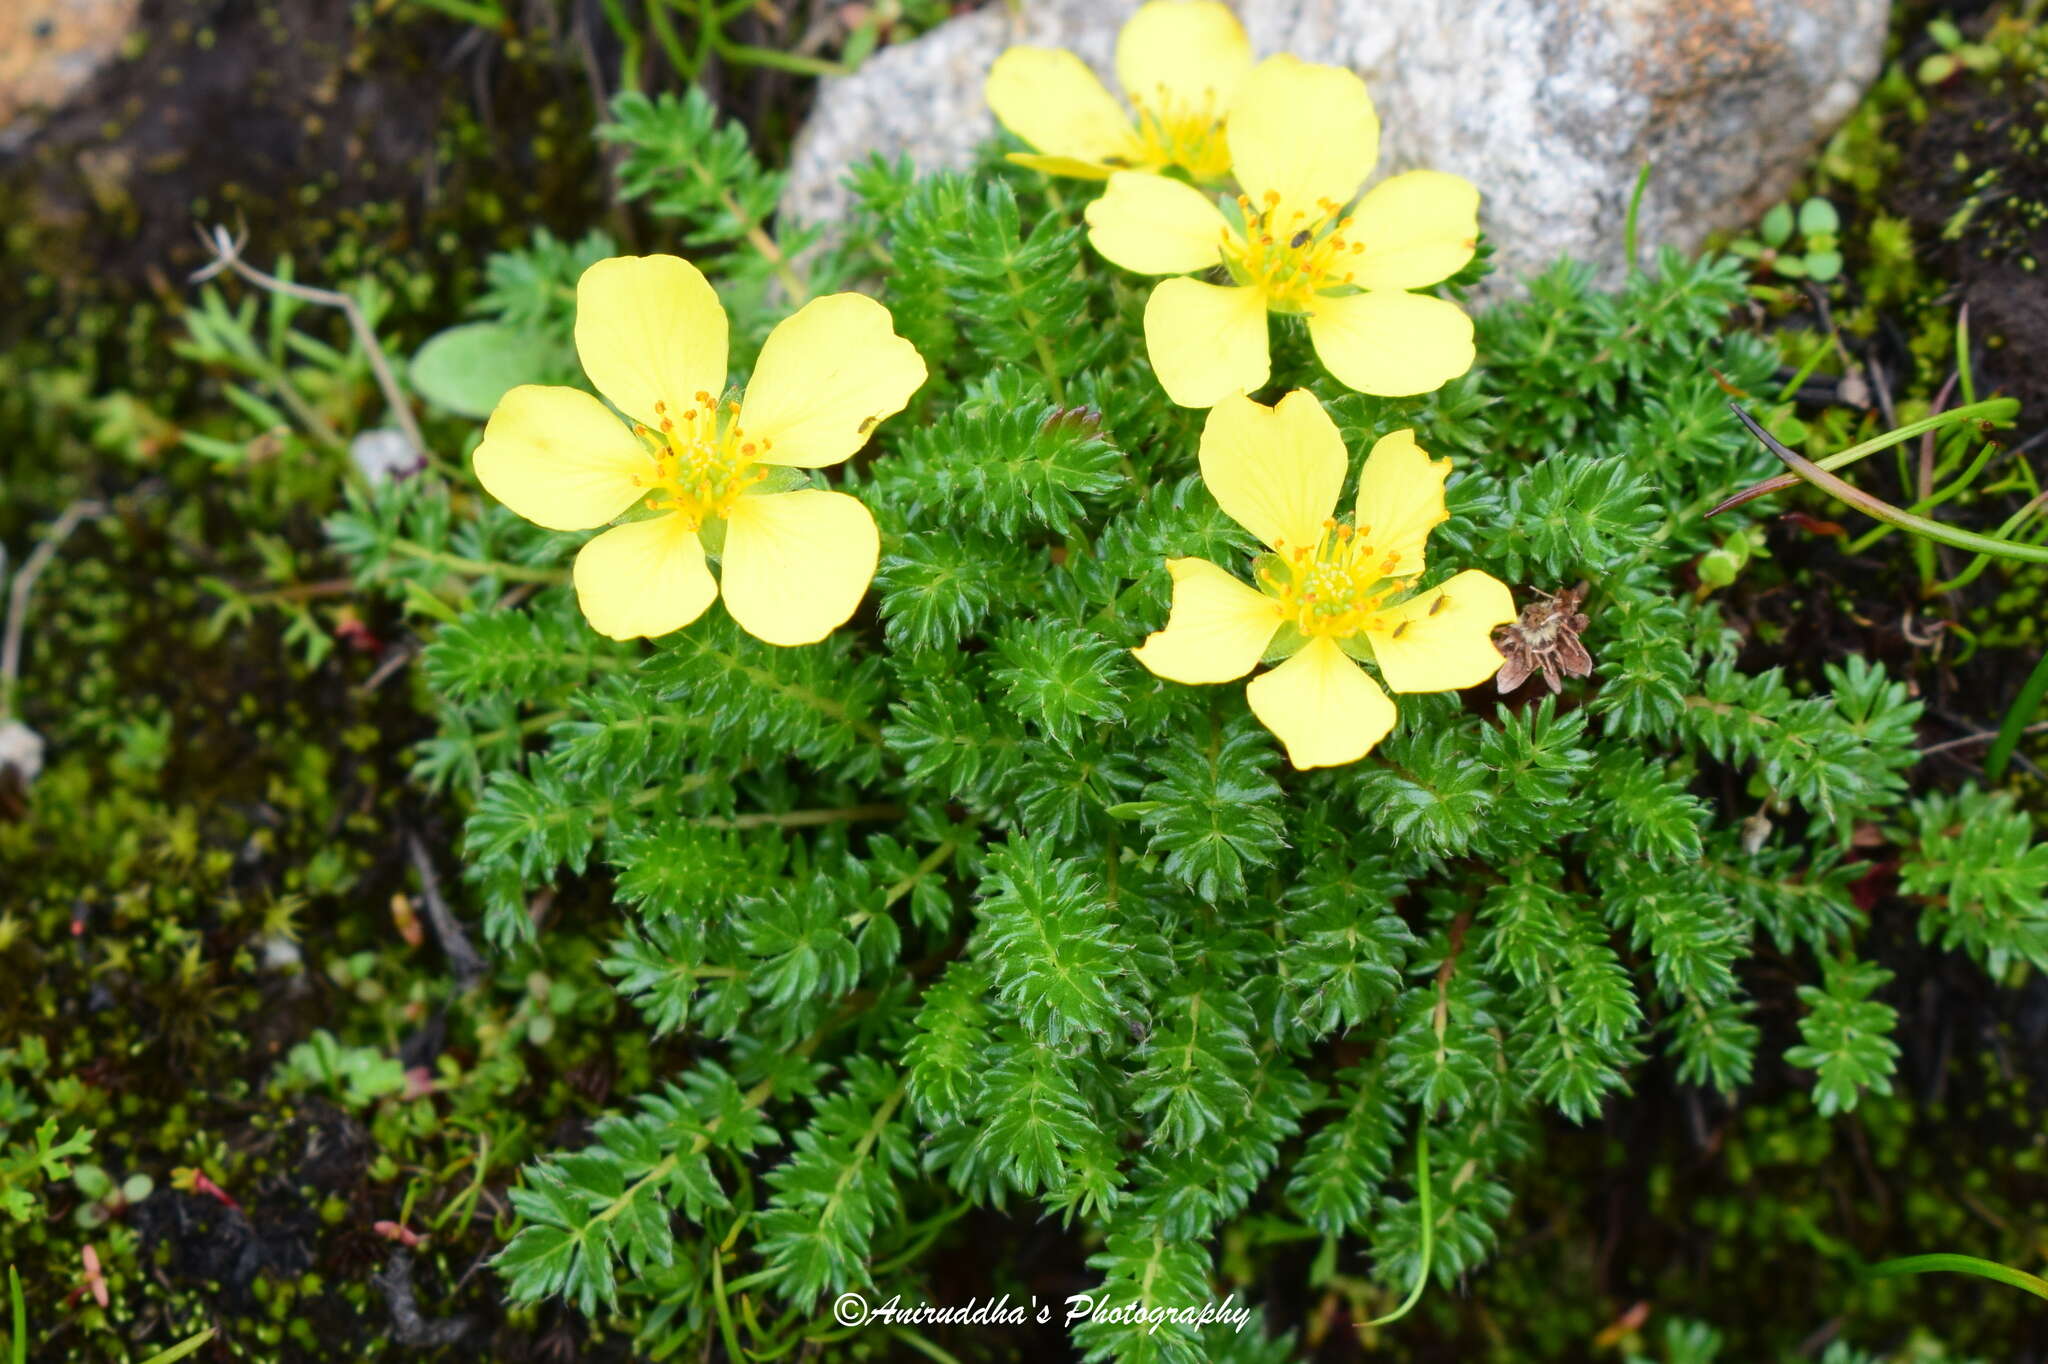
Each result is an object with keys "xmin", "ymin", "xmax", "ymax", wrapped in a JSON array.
[
  {"xmin": 1125, "ymin": 87, "xmax": 1232, "ymax": 184},
  {"xmin": 1259, "ymin": 519, "xmax": 1406, "ymax": 639},
  {"xmin": 1221, "ymin": 191, "xmax": 1365, "ymax": 313},
  {"xmin": 633, "ymin": 391, "xmax": 772, "ymax": 530}
]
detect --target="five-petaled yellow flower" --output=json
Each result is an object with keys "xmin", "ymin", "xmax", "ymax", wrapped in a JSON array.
[
  {"xmin": 985, "ymin": 1, "xmax": 1251, "ymax": 186},
  {"xmin": 1134, "ymin": 391, "xmax": 1514, "ymax": 769},
  {"xmin": 1084, "ymin": 55, "xmax": 1480, "ymax": 409},
  {"xmin": 472, "ymin": 255, "xmax": 926, "ymax": 645}
]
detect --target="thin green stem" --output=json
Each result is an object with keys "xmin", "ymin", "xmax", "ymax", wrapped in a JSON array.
[
  {"xmin": 1727, "ymin": 405, "xmax": 2048, "ymax": 563},
  {"xmin": 1622, "ymin": 162, "xmax": 1652, "ymax": 275},
  {"xmin": 848, "ymin": 836, "xmax": 965, "ymax": 930},
  {"xmin": 703, "ymin": 802, "xmax": 905, "ymax": 831},
  {"xmin": 590, "ymin": 1032, "xmax": 825, "ymax": 1229},
  {"xmin": 1843, "ymin": 439, "xmax": 2002, "ymax": 556},
  {"xmin": 1865, "ymin": 1252, "xmax": 2048, "ymax": 1302},
  {"xmin": 1773, "ymin": 335, "xmax": 1837, "ymax": 406},
  {"xmin": 647, "ymin": 0, "xmax": 696, "ymax": 81},
  {"xmin": 710, "ymin": 1237, "xmax": 749, "ymax": 1364},
  {"xmin": 720, "ymin": 189, "xmax": 811, "ymax": 301},
  {"xmin": 1004, "ymin": 267, "xmax": 1067, "ymax": 404},
  {"xmin": 390, "ymin": 540, "xmax": 570, "ymax": 583},
  {"xmin": 1707, "ymin": 398, "xmax": 2019, "ymax": 518},
  {"xmin": 8, "ymin": 1266, "xmax": 24, "ymax": 1364},
  {"xmin": 407, "ymin": 0, "xmax": 509, "ymax": 24},
  {"xmin": 1924, "ymin": 491, "xmax": 2048, "ymax": 594},
  {"xmin": 714, "ymin": 36, "xmax": 849, "ymax": 76},
  {"xmin": 1987, "ymin": 651, "xmax": 2048, "ymax": 783},
  {"xmin": 1359, "ymin": 1124, "xmax": 1433, "ymax": 1328},
  {"xmin": 138, "ymin": 1330, "xmax": 218, "ymax": 1364}
]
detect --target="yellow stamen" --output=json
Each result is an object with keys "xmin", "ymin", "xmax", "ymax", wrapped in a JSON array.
[
  {"xmin": 1126, "ymin": 84, "xmax": 1232, "ymax": 183},
  {"xmin": 632, "ymin": 391, "xmax": 761, "ymax": 531},
  {"xmin": 1257, "ymin": 521, "xmax": 1408, "ymax": 640},
  {"xmin": 1222, "ymin": 195, "xmax": 1368, "ymax": 313}
]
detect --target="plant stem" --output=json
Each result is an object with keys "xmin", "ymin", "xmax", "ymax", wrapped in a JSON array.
[
  {"xmin": 720, "ymin": 188, "xmax": 811, "ymax": 302},
  {"xmin": 703, "ymin": 802, "xmax": 905, "ymax": 831},
  {"xmin": 192, "ymin": 226, "xmax": 428, "ymax": 461},
  {"xmin": 1727, "ymin": 405, "xmax": 2048, "ymax": 563},
  {"xmin": 1986, "ymin": 651, "xmax": 2048, "ymax": 783},
  {"xmin": 1, "ymin": 499, "xmax": 107, "ymax": 719},
  {"xmin": 1864, "ymin": 1252, "xmax": 2048, "ymax": 1302},
  {"xmin": 390, "ymin": 540, "xmax": 570, "ymax": 583},
  {"xmin": 1707, "ymin": 398, "xmax": 2019, "ymax": 518},
  {"xmin": 1359, "ymin": 1124, "xmax": 1433, "ymax": 1328}
]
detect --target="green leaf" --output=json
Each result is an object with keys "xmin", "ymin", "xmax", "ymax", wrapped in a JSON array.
[
  {"xmin": 1803, "ymin": 250, "xmax": 1843, "ymax": 282},
  {"xmin": 410, "ymin": 322, "xmax": 562, "ymax": 419},
  {"xmin": 1759, "ymin": 202, "xmax": 1795, "ymax": 247},
  {"xmin": 1796, "ymin": 198, "xmax": 1839, "ymax": 238},
  {"xmin": 1784, "ymin": 957, "xmax": 1899, "ymax": 1116}
]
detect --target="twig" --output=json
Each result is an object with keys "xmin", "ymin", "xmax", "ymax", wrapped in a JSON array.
[
  {"xmin": 189, "ymin": 222, "xmax": 428, "ymax": 461},
  {"xmin": 2, "ymin": 499, "xmax": 108, "ymax": 718},
  {"xmin": 407, "ymin": 833, "xmax": 488, "ymax": 989},
  {"xmin": 356, "ymin": 642, "xmax": 417, "ymax": 695},
  {"xmin": 1919, "ymin": 720, "xmax": 2048, "ymax": 756}
]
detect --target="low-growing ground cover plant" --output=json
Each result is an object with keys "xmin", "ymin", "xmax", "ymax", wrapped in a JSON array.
[{"xmin": 320, "ymin": 38, "xmax": 2048, "ymax": 1354}]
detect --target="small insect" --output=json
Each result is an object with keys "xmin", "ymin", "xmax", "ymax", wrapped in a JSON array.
[
  {"xmin": 1493, "ymin": 583, "xmax": 1594, "ymax": 694},
  {"xmin": 1289, "ymin": 229, "xmax": 1313, "ymax": 248},
  {"xmin": 857, "ymin": 415, "xmax": 879, "ymax": 434}
]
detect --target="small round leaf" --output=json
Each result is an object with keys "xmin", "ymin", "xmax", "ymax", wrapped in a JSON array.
[{"xmin": 409, "ymin": 323, "xmax": 561, "ymax": 419}]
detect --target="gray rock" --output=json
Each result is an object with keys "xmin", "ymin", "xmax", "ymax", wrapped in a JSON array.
[
  {"xmin": 0, "ymin": 0, "xmax": 143, "ymax": 153},
  {"xmin": 782, "ymin": 0, "xmax": 1887, "ymax": 291},
  {"xmin": 0, "ymin": 719, "xmax": 44, "ymax": 790}
]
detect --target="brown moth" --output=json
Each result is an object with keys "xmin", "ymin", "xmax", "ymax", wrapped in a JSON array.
[{"xmin": 1494, "ymin": 584, "xmax": 1594, "ymax": 694}]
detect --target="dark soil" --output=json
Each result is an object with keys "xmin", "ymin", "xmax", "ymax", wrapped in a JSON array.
[{"xmin": 1888, "ymin": 57, "xmax": 2048, "ymax": 413}]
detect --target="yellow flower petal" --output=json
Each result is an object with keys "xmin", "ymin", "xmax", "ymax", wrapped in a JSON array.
[
  {"xmin": 1143, "ymin": 277, "xmax": 1269, "ymax": 409},
  {"xmin": 1198, "ymin": 389, "xmax": 1346, "ymax": 552},
  {"xmin": 1085, "ymin": 170, "xmax": 1233, "ymax": 276},
  {"xmin": 575, "ymin": 255, "xmax": 728, "ymax": 427},
  {"xmin": 986, "ymin": 46, "xmax": 1139, "ymax": 170},
  {"xmin": 472, "ymin": 384, "xmax": 652, "ymax": 532},
  {"xmin": 1227, "ymin": 55, "xmax": 1379, "ymax": 216},
  {"xmin": 1132, "ymin": 557, "xmax": 1283, "ymax": 684},
  {"xmin": 1366, "ymin": 569, "xmax": 1515, "ymax": 693},
  {"xmin": 719, "ymin": 489, "xmax": 880, "ymax": 646},
  {"xmin": 1116, "ymin": 1, "xmax": 1252, "ymax": 124},
  {"xmin": 1006, "ymin": 151, "xmax": 1120, "ymax": 181},
  {"xmin": 738, "ymin": 293, "xmax": 926, "ymax": 469},
  {"xmin": 1305, "ymin": 290, "xmax": 1475, "ymax": 397},
  {"xmin": 1348, "ymin": 170, "xmax": 1481, "ymax": 290},
  {"xmin": 573, "ymin": 513, "xmax": 718, "ymax": 641},
  {"xmin": 1245, "ymin": 635, "xmax": 1397, "ymax": 769},
  {"xmin": 1351, "ymin": 427, "xmax": 1451, "ymax": 580}
]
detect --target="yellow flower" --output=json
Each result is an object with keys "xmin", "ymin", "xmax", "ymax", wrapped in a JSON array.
[
  {"xmin": 1133, "ymin": 391, "xmax": 1514, "ymax": 769},
  {"xmin": 984, "ymin": 1, "xmax": 1251, "ymax": 186},
  {"xmin": 1083, "ymin": 55, "xmax": 1480, "ymax": 409},
  {"xmin": 472, "ymin": 255, "xmax": 926, "ymax": 646}
]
